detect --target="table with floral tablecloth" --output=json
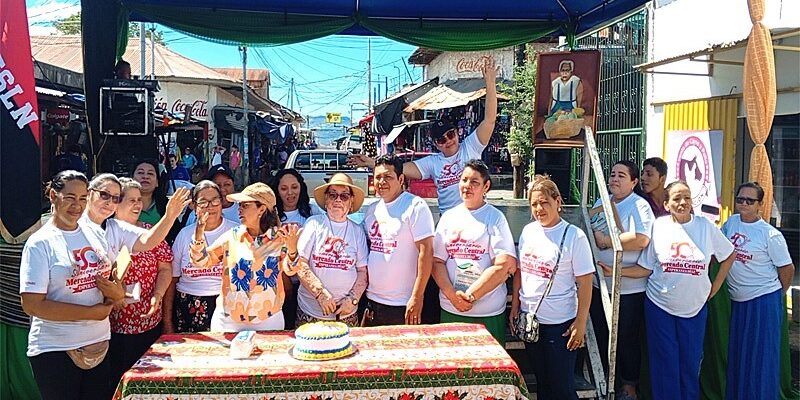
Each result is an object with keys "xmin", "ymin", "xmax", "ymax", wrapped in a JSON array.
[{"xmin": 114, "ymin": 323, "xmax": 530, "ymax": 400}]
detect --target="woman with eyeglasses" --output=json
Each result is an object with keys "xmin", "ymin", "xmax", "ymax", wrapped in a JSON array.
[
  {"xmin": 282, "ymin": 173, "xmax": 369, "ymax": 327},
  {"xmin": 169, "ymin": 181, "xmax": 239, "ymax": 333},
  {"xmin": 723, "ymin": 182, "xmax": 795, "ymax": 400},
  {"xmin": 590, "ymin": 160, "xmax": 654, "ymax": 400},
  {"xmin": 189, "ymin": 182, "xmax": 288, "ymax": 332},
  {"xmin": 20, "ymin": 171, "xmax": 124, "ymax": 400},
  {"xmin": 349, "ymin": 59, "xmax": 498, "ymax": 214},
  {"xmin": 107, "ymin": 178, "xmax": 174, "ymax": 390},
  {"xmin": 270, "ymin": 169, "xmax": 320, "ymax": 329},
  {"xmin": 80, "ymin": 173, "xmax": 189, "ymax": 261},
  {"xmin": 431, "ymin": 160, "xmax": 517, "ymax": 345},
  {"xmin": 511, "ymin": 174, "xmax": 593, "ymax": 400},
  {"xmin": 613, "ymin": 181, "xmax": 735, "ymax": 400}
]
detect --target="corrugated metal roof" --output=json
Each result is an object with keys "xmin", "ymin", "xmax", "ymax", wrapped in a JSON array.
[
  {"xmin": 404, "ymin": 78, "xmax": 509, "ymax": 112},
  {"xmin": 30, "ymin": 35, "xmax": 236, "ymax": 83}
]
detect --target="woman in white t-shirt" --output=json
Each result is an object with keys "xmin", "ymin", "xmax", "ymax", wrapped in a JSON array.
[
  {"xmin": 81, "ymin": 173, "xmax": 190, "ymax": 262},
  {"xmin": 432, "ymin": 160, "xmax": 517, "ymax": 345},
  {"xmin": 512, "ymin": 175, "xmax": 593, "ymax": 400},
  {"xmin": 169, "ymin": 180, "xmax": 239, "ymax": 333},
  {"xmin": 590, "ymin": 160, "xmax": 654, "ymax": 400},
  {"xmin": 20, "ymin": 171, "xmax": 125, "ymax": 400},
  {"xmin": 282, "ymin": 173, "xmax": 369, "ymax": 327},
  {"xmin": 271, "ymin": 169, "xmax": 320, "ymax": 329},
  {"xmin": 723, "ymin": 182, "xmax": 795, "ymax": 400},
  {"xmin": 615, "ymin": 181, "xmax": 735, "ymax": 400}
]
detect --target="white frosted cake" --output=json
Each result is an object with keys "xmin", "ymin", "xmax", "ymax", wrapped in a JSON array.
[{"xmin": 292, "ymin": 321, "xmax": 354, "ymax": 361}]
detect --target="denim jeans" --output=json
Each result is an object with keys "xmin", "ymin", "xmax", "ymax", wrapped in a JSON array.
[{"xmin": 525, "ymin": 319, "xmax": 579, "ymax": 400}]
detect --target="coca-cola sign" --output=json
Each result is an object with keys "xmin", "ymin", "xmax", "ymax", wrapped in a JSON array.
[
  {"xmin": 155, "ymin": 97, "xmax": 209, "ymax": 119},
  {"xmin": 456, "ymin": 55, "xmax": 494, "ymax": 73}
]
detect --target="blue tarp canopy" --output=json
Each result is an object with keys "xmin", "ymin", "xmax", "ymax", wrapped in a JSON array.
[{"xmin": 120, "ymin": 0, "xmax": 649, "ymax": 50}]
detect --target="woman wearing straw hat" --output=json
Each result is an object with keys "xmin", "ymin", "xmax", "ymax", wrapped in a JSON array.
[
  {"xmin": 282, "ymin": 173, "xmax": 369, "ymax": 327},
  {"xmin": 188, "ymin": 182, "xmax": 289, "ymax": 332}
]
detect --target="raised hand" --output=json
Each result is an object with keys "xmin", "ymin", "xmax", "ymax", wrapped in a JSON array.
[
  {"xmin": 277, "ymin": 224, "xmax": 303, "ymax": 254},
  {"xmin": 194, "ymin": 210, "xmax": 209, "ymax": 241},
  {"xmin": 165, "ymin": 187, "xmax": 192, "ymax": 220},
  {"xmin": 347, "ymin": 154, "xmax": 374, "ymax": 169},
  {"xmin": 482, "ymin": 57, "xmax": 498, "ymax": 84}
]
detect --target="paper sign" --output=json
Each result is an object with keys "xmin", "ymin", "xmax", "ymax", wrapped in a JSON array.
[{"xmin": 115, "ymin": 246, "xmax": 132, "ymax": 281}]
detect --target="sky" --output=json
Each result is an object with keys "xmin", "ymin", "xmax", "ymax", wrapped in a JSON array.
[{"xmin": 26, "ymin": 0, "xmax": 424, "ymax": 119}]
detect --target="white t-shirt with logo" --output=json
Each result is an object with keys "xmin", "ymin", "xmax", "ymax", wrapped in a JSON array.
[
  {"xmin": 722, "ymin": 214, "xmax": 792, "ymax": 302},
  {"xmin": 638, "ymin": 215, "xmax": 735, "ymax": 318},
  {"xmin": 413, "ymin": 132, "xmax": 486, "ymax": 213},
  {"xmin": 433, "ymin": 203, "xmax": 517, "ymax": 317},
  {"xmin": 593, "ymin": 193, "xmax": 655, "ymax": 294},
  {"xmin": 185, "ymin": 203, "xmax": 241, "ymax": 225},
  {"xmin": 172, "ymin": 219, "xmax": 239, "ymax": 296},
  {"xmin": 517, "ymin": 220, "xmax": 595, "ymax": 324},
  {"xmin": 20, "ymin": 222, "xmax": 112, "ymax": 356},
  {"xmin": 363, "ymin": 192, "xmax": 435, "ymax": 306},
  {"xmin": 296, "ymin": 215, "xmax": 369, "ymax": 319},
  {"xmin": 80, "ymin": 215, "xmax": 143, "ymax": 262},
  {"xmin": 281, "ymin": 205, "xmax": 323, "ymax": 229}
]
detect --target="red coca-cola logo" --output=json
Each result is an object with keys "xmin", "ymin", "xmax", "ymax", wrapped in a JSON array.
[
  {"xmin": 456, "ymin": 55, "xmax": 493, "ymax": 73},
  {"xmin": 154, "ymin": 98, "xmax": 208, "ymax": 118}
]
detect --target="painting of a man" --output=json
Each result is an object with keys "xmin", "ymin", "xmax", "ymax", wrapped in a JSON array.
[{"xmin": 550, "ymin": 60, "xmax": 584, "ymax": 114}]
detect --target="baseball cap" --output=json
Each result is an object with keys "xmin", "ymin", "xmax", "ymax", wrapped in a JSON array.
[
  {"xmin": 429, "ymin": 119, "xmax": 456, "ymax": 141},
  {"xmin": 205, "ymin": 164, "xmax": 234, "ymax": 181},
  {"xmin": 227, "ymin": 182, "xmax": 276, "ymax": 209}
]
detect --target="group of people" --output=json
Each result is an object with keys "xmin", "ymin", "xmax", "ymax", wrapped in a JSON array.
[{"xmin": 19, "ymin": 56, "xmax": 793, "ymax": 400}]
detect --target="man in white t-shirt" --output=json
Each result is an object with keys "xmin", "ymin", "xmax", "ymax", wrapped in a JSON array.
[
  {"xmin": 349, "ymin": 59, "xmax": 499, "ymax": 214},
  {"xmin": 362, "ymin": 155, "xmax": 435, "ymax": 326}
]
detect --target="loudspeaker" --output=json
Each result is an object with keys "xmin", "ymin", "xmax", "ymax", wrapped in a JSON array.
[
  {"xmin": 100, "ymin": 87, "xmax": 154, "ymax": 135},
  {"xmin": 97, "ymin": 135, "xmax": 158, "ymax": 177},
  {"xmin": 534, "ymin": 148, "xmax": 573, "ymax": 199}
]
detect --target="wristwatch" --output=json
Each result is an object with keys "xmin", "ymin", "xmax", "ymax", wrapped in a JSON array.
[{"xmin": 349, "ymin": 296, "xmax": 359, "ymax": 306}]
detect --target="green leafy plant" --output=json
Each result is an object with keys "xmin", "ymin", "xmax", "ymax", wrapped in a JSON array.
[{"xmin": 500, "ymin": 45, "xmax": 537, "ymax": 177}]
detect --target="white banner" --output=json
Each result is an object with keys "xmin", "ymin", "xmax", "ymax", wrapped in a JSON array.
[
  {"xmin": 665, "ymin": 130, "xmax": 723, "ymax": 222},
  {"xmin": 155, "ymin": 82, "xmax": 215, "ymax": 121}
]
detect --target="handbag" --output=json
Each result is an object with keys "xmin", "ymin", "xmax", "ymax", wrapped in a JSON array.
[
  {"xmin": 514, "ymin": 224, "xmax": 571, "ymax": 343},
  {"xmin": 66, "ymin": 340, "xmax": 109, "ymax": 370}
]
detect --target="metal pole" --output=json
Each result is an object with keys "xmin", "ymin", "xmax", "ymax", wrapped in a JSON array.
[
  {"xmin": 149, "ymin": 24, "xmax": 155, "ymax": 80},
  {"xmin": 139, "ymin": 23, "xmax": 145, "ymax": 79},
  {"xmin": 367, "ymin": 38, "xmax": 372, "ymax": 112},
  {"xmin": 290, "ymin": 78, "xmax": 294, "ymax": 111},
  {"xmin": 241, "ymin": 46, "xmax": 250, "ymax": 185},
  {"xmin": 384, "ymin": 76, "xmax": 388, "ymax": 99},
  {"xmin": 393, "ymin": 65, "xmax": 401, "ymax": 91}
]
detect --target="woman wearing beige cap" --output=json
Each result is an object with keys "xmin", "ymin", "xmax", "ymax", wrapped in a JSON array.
[
  {"xmin": 188, "ymin": 182, "xmax": 289, "ymax": 332},
  {"xmin": 282, "ymin": 173, "xmax": 369, "ymax": 327}
]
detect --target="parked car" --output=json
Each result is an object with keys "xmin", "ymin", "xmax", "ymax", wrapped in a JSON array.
[
  {"xmin": 346, "ymin": 134, "xmax": 363, "ymax": 154},
  {"xmin": 395, "ymin": 152, "xmax": 438, "ymax": 198},
  {"xmin": 285, "ymin": 149, "xmax": 373, "ymax": 197}
]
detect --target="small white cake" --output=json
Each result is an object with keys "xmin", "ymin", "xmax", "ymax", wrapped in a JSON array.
[{"xmin": 292, "ymin": 321, "xmax": 354, "ymax": 361}]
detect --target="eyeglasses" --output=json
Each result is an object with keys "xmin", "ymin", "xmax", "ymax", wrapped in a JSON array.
[
  {"xmin": 435, "ymin": 130, "xmax": 457, "ymax": 145},
  {"xmin": 92, "ymin": 189, "xmax": 122, "ymax": 204},
  {"xmin": 196, "ymin": 198, "xmax": 222, "ymax": 208},
  {"xmin": 326, "ymin": 192, "xmax": 352, "ymax": 202},
  {"xmin": 735, "ymin": 196, "xmax": 759, "ymax": 205}
]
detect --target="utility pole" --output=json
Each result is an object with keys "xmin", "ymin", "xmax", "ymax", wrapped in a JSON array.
[
  {"xmin": 384, "ymin": 76, "xmax": 388, "ymax": 99},
  {"xmin": 149, "ymin": 24, "xmax": 155, "ymax": 80},
  {"xmin": 401, "ymin": 58, "xmax": 414, "ymax": 83},
  {"xmin": 139, "ymin": 23, "xmax": 145, "ymax": 79},
  {"xmin": 290, "ymin": 78, "xmax": 294, "ymax": 111},
  {"xmin": 367, "ymin": 38, "xmax": 372, "ymax": 112},
  {"xmin": 241, "ymin": 46, "xmax": 249, "ymax": 185},
  {"xmin": 393, "ymin": 65, "xmax": 402, "ymax": 91}
]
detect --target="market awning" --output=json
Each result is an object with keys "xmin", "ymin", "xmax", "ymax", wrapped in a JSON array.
[
  {"xmin": 385, "ymin": 120, "xmax": 430, "ymax": 144},
  {"xmin": 374, "ymin": 78, "xmax": 439, "ymax": 135},
  {"xmin": 636, "ymin": 28, "xmax": 799, "ymax": 74},
  {"xmin": 404, "ymin": 78, "xmax": 510, "ymax": 112}
]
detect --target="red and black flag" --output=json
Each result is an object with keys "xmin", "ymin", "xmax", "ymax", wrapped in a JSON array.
[{"xmin": 1, "ymin": 0, "xmax": 42, "ymax": 242}]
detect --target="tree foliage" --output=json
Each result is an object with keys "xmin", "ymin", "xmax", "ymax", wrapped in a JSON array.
[
  {"xmin": 54, "ymin": 13, "xmax": 165, "ymax": 44},
  {"xmin": 500, "ymin": 44, "xmax": 537, "ymax": 176}
]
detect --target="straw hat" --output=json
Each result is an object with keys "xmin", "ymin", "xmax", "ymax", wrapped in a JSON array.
[
  {"xmin": 226, "ymin": 182, "xmax": 276, "ymax": 209},
  {"xmin": 313, "ymin": 173, "xmax": 365, "ymax": 213}
]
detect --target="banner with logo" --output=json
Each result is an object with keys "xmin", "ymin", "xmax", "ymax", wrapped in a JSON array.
[
  {"xmin": 1, "ymin": 0, "xmax": 43, "ymax": 242},
  {"xmin": 665, "ymin": 130, "xmax": 723, "ymax": 222}
]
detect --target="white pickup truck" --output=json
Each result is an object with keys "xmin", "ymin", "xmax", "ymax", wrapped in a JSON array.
[{"xmin": 285, "ymin": 149, "xmax": 372, "ymax": 197}]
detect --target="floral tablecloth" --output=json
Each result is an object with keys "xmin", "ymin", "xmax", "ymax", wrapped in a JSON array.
[{"xmin": 114, "ymin": 323, "xmax": 530, "ymax": 400}]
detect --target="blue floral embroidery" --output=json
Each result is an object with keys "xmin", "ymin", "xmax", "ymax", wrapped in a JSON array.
[
  {"xmin": 256, "ymin": 256, "xmax": 280, "ymax": 289},
  {"xmin": 230, "ymin": 258, "xmax": 252, "ymax": 292}
]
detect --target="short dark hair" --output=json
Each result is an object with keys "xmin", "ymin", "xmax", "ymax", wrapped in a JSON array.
[
  {"xmin": 374, "ymin": 154, "xmax": 404, "ymax": 178},
  {"xmin": 665, "ymin": 180, "xmax": 690, "ymax": 197},
  {"xmin": 192, "ymin": 180, "xmax": 222, "ymax": 202},
  {"xmin": 464, "ymin": 159, "xmax": 492, "ymax": 187},
  {"xmin": 47, "ymin": 170, "xmax": 88, "ymax": 194},
  {"xmin": 736, "ymin": 181, "xmax": 765, "ymax": 202},
  {"xmin": 643, "ymin": 157, "xmax": 668, "ymax": 177},
  {"xmin": 613, "ymin": 160, "xmax": 646, "ymax": 197}
]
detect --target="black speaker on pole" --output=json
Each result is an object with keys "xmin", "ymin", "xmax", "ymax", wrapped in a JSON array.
[{"xmin": 533, "ymin": 148, "xmax": 573, "ymax": 199}]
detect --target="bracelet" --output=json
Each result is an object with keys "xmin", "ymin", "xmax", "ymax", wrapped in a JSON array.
[
  {"xmin": 191, "ymin": 238, "xmax": 206, "ymax": 247},
  {"xmin": 288, "ymin": 250, "xmax": 298, "ymax": 260}
]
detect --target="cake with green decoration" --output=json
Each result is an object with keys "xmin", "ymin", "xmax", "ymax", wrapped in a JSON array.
[{"xmin": 292, "ymin": 321, "xmax": 354, "ymax": 361}]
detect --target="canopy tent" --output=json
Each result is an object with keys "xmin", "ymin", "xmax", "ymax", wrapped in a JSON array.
[{"xmin": 404, "ymin": 78, "xmax": 511, "ymax": 112}]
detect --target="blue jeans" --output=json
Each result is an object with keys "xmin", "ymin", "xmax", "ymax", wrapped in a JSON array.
[
  {"xmin": 645, "ymin": 296, "xmax": 708, "ymax": 400},
  {"xmin": 589, "ymin": 289, "xmax": 645, "ymax": 386},
  {"xmin": 525, "ymin": 319, "xmax": 579, "ymax": 400}
]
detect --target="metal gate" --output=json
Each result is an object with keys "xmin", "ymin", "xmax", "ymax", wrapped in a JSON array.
[{"xmin": 572, "ymin": 10, "xmax": 648, "ymax": 202}]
